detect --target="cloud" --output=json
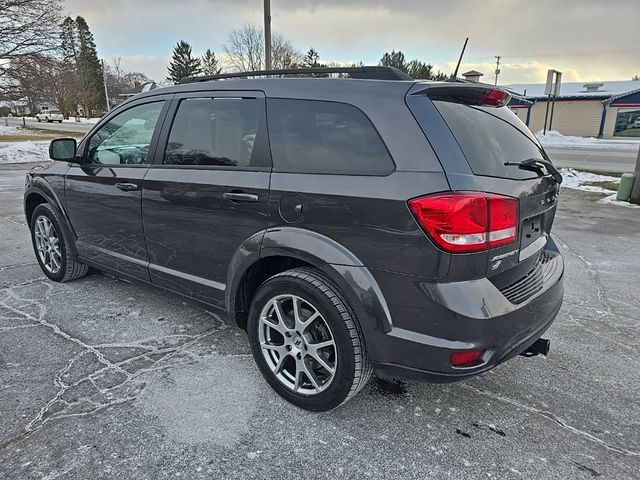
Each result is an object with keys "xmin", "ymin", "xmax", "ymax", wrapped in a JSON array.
[
  {"xmin": 441, "ymin": 61, "xmax": 584, "ymax": 84},
  {"xmin": 64, "ymin": 0, "xmax": 640, "ymax": 83}
]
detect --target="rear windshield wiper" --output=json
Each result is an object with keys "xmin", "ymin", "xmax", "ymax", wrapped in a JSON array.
[{"xmin": 504, "ymin": 158, "xmax": 563, "ymax": 184}]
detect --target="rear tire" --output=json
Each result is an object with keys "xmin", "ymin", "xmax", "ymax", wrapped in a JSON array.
[
  {"xmin": 30, "ymin": 203, "xmax": 88, "ymax": 283},
  {"xmin": 247, "ymin": 267, "xmax": 371, "ymax": 411}
]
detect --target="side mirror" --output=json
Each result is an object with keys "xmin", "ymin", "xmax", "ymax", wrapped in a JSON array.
[{"xmin": 49, "ymin": 138, "xmax": 79, "ymax": 162}]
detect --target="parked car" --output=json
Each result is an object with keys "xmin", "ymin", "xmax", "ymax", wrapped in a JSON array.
[
  {"xmin": 24, "ymin": 67, "xmax": 564, "ymax": 411},
  {"xmin": 35, "ymin": 109, "xmax": 64, "ymax": 123}
]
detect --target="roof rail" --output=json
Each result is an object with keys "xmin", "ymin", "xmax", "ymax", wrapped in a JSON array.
[{"xmin": 178, "ymin": 66, "xmax": 413, "ymax": 84}]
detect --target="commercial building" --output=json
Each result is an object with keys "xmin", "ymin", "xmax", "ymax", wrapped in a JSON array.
[
  {"xmin": 505, "ymin": 80, "xmax": 640, "ymax": 138},
  {"xmin": 459, "ymin": 71, "xmax": 640, "ymax": 138}
]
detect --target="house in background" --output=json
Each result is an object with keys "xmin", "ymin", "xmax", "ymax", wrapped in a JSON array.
[
  {"xmin": 505, "ymin": 80, "xmax": 640, "ymax": 138},
  {"xmin": 460, "ymin": 71, "xmax": 640, "ymax": 138},
  {"xmin": 109, "ymin": 81, "xmax": 159, "ymax": 107}
]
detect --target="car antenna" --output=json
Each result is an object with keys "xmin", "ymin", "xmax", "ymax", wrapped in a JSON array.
[{"xmin": 451, "ymin": 37, "xmax": 469, "ymax": 82}]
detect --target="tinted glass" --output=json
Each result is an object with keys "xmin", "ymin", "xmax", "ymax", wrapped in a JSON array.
[
  {"xmin": 614, "ymin": 109, "xmax": 640, "ymax": 137},
  {"xmin": 87, "ymin": 101, "xmax": 164, "ymax": 165},
  {"xmin": 165, "ymin": 98, "xmax": 260, "ymax": 167},
  {"xmin": 434, "ymin": 101, "xmax": 546, "ymax": 180},
  {"xmin": 267, "ymin": 98, "xmax": 394, "ymax": 175}
]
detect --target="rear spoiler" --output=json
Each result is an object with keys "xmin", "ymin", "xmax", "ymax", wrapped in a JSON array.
[{"xmin": 410, "ymin": 83, "xmax": 511, "ymax": 107}]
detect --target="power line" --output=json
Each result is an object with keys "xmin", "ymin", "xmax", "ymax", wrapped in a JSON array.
[
  {"xmin": 501, "ymin": 48, "xmax": 640, "ymax": 58},
  {"xmin": 465, "ymin": 48, "xmax": 640, "ymax": 64}
]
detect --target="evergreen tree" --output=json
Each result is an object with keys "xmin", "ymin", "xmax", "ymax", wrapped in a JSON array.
[
  {"xmin": 303, "ymin": 47, "xmax": 323, "ymax": 68},
  {"xmin": 201, "ymin": 49, "xmax": 221, "ymax": 76},
  {"xmin": 167, "ymin": 41, "xmax": 201, "ymax": 83},
  {"xmin": 60, "ymin": 17, "xmax": 78, "ymax": 64},
  {"xmin": 379, "ymin": 50, "xmax": 407, "ymax": 71},
  {"xmin": 75, "ymin": 16, "xmax": 106, "ymax": 114},
  {"xmin": 59, "ymin": 16, "xmax": 80, "ymax": 116},
  {"xmin": 379, "ymin": 50, "xmax": 447, "ymax": 80}
]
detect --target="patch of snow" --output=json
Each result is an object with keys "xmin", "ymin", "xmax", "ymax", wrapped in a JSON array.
[
  {"xmin": 560, "ymin": 168, "xmax": 619, "ymax": 194},
  {"xmin": 598, "ymin": 194, "xmax": 640, "ymax": 208},
  {"xmin": 0, "ymin": 140, "xmax": 50, "ymax": 164},
  {"xmin": 63, "ymin": 116, "xmax": 101, "ymax": 124},
  {"xmin": 537, "ymin": 130, "xmax": 640, "ymax": 151},
  {"xmin": 0, "ymin": 124, "xmax": 39, "ymax": 137}
]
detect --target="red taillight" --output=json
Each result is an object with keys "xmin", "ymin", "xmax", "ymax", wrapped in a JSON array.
[
  {"xmin": 408, "ymin": 192, "xmax": 518, "ymax": 253},
  {"xmin": 450, "ymin": 350, "xmax": 485, "ymax": 368},
  {"xmin": 480, "ymin": 89, "xmax": 511, "ymax": 107}
]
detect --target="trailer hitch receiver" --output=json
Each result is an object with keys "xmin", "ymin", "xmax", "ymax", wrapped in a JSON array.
[{"xmin": 520, "ymin": 338, "xmax": 550, "ymax": 357}]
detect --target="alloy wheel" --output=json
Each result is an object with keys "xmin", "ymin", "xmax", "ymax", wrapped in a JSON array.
[
  {"xmin": 258, "ymin": 294, "xmax": 337, "ymax": 395},
  {"xmin": 34, "ymin": 215, "xmax": 62, "ymax": 274}
]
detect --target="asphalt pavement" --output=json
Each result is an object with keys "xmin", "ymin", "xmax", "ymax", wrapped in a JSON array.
[{"xmin": 0, "ymin": 163, "xmax": 639, "ymax": 479}]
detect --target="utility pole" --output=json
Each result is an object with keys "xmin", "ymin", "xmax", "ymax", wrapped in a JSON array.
[
  {"xmin": 264, "ymin": 0, "xmax": 272, "ymax": 70},
  {"xmin": 101, "ymin": 59, "xmax": 110, "ymax": 112},
  {"xmin": 630, "ymin": 146, "xmax": 640, "ymax": 204},
  {"xmin": 494, "ymin": 56, "xmax": 501, "ymax": 85}
]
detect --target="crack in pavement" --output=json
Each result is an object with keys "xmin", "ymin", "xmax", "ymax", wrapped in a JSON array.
[
  {"xmin": 1, "ymin": 286, "xmax": 128, "ymax": 375},
  {"xmin": 460, "ymin": 384, "xmax": 640, "ymax": 458},
  {"xmin": 553, "ymin": 234, "xmax": 640, "ymax": 350},
  {"xmin": 0, "ymin": 276, "xmax": 47, "ymax": 292},
  {"xmin": 0, "ymin": 262, "xmax": 38, "ymax": 272},
  {"xmin": 0, "ymin": 280, "xmax": 224, "ymax": 451},
  {"xmin": 554, "ymin": 234, "xmax": 612, "ymax": 315}
]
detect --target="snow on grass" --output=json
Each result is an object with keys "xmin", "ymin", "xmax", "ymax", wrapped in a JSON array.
[
  {"xmin": 0, "ymin": 140, "xmax": 50, "ymax": 164},
  {"xmin": 0, "ymin": 124, "xmax": 40, "ymax": 137},
  {"xmin": 537, "ymin": 130, "xmax": 640, "ymax": 151},
  {"xmin": 554, "ymin": 168, "xmax": 640, "ymax": 208},
  {"xmin": 598, "ymin": 194, "xmax": 640, "ymax": 208},
  {"xmin": 63, "ymin": 116, "xmax": 101, "ymax": 124},
  {"xmin": 560, "ymin": 168, "xmax": 620, "ymax": 194}
]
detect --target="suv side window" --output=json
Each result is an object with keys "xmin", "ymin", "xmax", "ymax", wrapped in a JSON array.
[
  {"xmin": 267, "ymin": 98, "xmax": 394, "ymax": 175},
  {"xmin": 86, "ymin": 101, "xmax": 164, "ymax": 165},
  {"xmin": 165, "ymin": 97, "xmax": 263, "ymax": 168}
]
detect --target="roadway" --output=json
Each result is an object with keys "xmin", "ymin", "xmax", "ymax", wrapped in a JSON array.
[
  {"xmin": 3, "ymin": 117, "xmax": 639, "ymax": 173},
  {"xmin": 546, "ymin": 147, "xmax": 638, "ymax": 174},
  {"xmin": 3, "ymin": 116, "xmax": 93, "ymax": 134}
]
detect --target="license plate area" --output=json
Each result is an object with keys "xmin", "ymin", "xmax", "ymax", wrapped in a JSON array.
[{"xmin": 520, "ymin": 214, "xmax": 543, "ymax": 250}]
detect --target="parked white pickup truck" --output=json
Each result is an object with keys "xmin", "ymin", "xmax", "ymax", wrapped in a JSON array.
[{"xmin": 35, "ymin": 110, "xmax": 64, "ymax": 123}]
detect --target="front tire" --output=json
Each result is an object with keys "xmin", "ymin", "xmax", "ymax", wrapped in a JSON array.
[
  {"xmin": 248, "ymin": 268, "xmax": 371, "ymax": 411},
  {"xmin": 30, "ymin": 203, "xmax": 88, "ymax": 282}
]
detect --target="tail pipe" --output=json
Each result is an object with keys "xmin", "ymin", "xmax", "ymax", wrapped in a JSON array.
[{"xmin": 520, "ymin": 338, "xmax": 550, "ymax": 358}]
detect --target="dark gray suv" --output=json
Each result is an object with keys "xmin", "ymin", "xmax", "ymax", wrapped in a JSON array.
[{"xmin": 24, "ymin": 67, "xmax": 564, "ymax": 411}]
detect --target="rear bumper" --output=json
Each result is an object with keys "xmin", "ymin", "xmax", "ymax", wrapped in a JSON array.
[{"xmin": 366, "ymin": 243, "xmax": 564, "ymax": 382}]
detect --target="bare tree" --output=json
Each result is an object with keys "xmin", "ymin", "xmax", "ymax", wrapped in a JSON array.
[
  {"xmin": 224, "ymin": 24, "xmax": 265, "ymax": 71},
  {"xmin": 272, "ymin": 33, "xmax": 300, "ymax": 69},
  {"xmin": 111, "ymin": 56, "xmax": 124, "ymax": 85},
  {"xmin": 0, "ymin": 0, "xmax": 63, "ymax": 97}
]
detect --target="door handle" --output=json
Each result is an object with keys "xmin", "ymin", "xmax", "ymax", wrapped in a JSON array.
[
  {"xmin": 223, "ymin": 192, "xmax": 259, "ymax": 203},
  {"xmin": 115, "ymin": 182, "xmax": 139, "ymax": 192}
]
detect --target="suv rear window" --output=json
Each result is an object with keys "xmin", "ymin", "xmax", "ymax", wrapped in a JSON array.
[
  {"xmin": 267, "ymin": 98, "xmax": 394, "ymax": 175},
  {"xmin": 434, "ymin": 101, "xmax": 546, "ymax": 180}
]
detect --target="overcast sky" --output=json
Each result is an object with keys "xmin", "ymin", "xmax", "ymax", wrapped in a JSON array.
[{"xmin": 65, "ymin": 0, "xmax": 640, "ymax": 85}]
